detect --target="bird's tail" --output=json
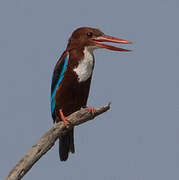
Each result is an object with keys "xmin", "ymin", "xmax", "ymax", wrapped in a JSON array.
[{"xmin": 59, "ymin": 128, "xmax": 75, "ymax": 161}]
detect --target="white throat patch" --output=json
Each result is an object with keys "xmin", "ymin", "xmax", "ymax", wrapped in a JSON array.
[{"xmin": 73, "ymin": 47, "xmax": 94, "ymax": 82}]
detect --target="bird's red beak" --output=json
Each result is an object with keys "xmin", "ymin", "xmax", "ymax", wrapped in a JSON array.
[{"xmin": 91, "ymin": 35, "xmax": 132, "ymax": 51}]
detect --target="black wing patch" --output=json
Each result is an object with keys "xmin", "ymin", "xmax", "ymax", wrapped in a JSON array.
[{"xmin": 51, "ymin": 54, "xmax": 69, "ymax": 121}]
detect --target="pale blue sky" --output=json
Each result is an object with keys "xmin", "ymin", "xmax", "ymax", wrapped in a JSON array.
[{"xmin": 1, "ymin": 0, "xmax": 179, "ymax": 179}]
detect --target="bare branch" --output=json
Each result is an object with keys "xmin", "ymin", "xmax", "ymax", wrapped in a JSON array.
[{"xmin": 5, "ymin": 103, "xmax": 111, "ymax": 180}]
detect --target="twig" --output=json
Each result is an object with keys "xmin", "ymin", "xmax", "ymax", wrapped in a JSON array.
[{"xmin": 5, "ymin": 103, "xmax": 111, "ymax": 180}]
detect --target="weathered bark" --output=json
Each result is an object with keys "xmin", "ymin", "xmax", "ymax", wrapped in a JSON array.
[{"xmin": 5, "ymin": 103, "xmax": 111, "ymax": 180}]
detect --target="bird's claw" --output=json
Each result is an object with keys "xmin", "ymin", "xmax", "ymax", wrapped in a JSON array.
[
  {"xmin": 59, "ymin": 109, "xmax": 70, "ymax": 128},
  {"xmin": 87, "ymin": 107, "xmax": 95, "ymax": 116}
]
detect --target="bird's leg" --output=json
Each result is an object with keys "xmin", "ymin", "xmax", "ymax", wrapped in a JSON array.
[
  {"xmin": 59, "ymin": 109, "xmax": 70, "ymax": 128},
  {"xmin": 87, "ymin": 107, "xmax": 95, "ymax": 116}
]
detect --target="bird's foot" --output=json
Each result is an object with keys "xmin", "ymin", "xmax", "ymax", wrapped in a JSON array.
[
  {"xmin": 59, "ymin": 109, "xmax": 70, "ymax": 128},
  {"xmin": 87, "ymin": 107, "xmax": 95, "ymax": 116}
]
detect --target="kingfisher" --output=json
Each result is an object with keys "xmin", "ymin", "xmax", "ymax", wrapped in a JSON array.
[{"xmin": 51, "ymin": 27, "xmax": 131, "ymax": 161}]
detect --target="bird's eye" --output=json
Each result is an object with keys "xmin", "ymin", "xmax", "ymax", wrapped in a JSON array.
[{"xmin": 87, "ymin": 32, "xmax": 93, "ymax": 37}]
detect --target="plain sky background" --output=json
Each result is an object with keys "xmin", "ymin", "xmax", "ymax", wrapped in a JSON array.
[{"xmin": 0, "ymin": 0, "xmax": 179, "ymax": 179}]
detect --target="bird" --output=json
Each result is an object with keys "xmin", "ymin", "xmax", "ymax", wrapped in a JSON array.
[{"xmin": 51, "ymin": 27, "xmax": 132, "ymax": 161}]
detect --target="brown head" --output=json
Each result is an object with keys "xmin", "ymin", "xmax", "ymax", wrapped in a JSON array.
[{"xmin": 67, "ymin": 27, "xmax": 132, "ymax": 51}]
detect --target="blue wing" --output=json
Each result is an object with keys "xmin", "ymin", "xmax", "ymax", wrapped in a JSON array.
[{"xmin": 51, "ymin": 54, "xmax": 69, "ymax": 121}]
